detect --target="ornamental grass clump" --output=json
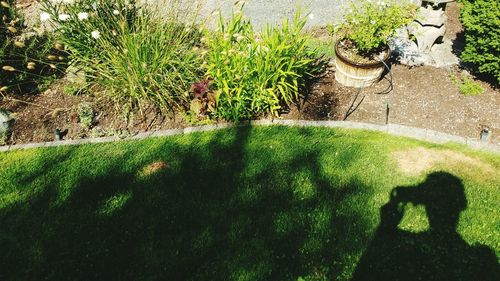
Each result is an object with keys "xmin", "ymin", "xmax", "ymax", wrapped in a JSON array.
[
  {"xmin": 339, "ymin": 0, "xmax": 418, "ymax": 56},
  {"xmin": 0, "ymin": 0, "xmax": 62, "ymax": 94},
  {"xmin": 204, "ymin": 6, "xmax": 322, "ymax": 121},
  {"xmin": 41, "ymin": 0, "xmax": 204, "ymax": 113}
]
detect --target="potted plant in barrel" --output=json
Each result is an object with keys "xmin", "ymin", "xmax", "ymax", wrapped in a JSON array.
[{"xmin": 335, "ymin": 0, "xmax": 418, "ymax": 87}]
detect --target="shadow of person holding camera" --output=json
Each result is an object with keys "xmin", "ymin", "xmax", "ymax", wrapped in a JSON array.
[{"xmin": 351, "ymin": 171, "xmax": 499, "ymax": 281}]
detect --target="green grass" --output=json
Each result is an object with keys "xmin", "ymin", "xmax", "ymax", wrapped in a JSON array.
[{"xmin": 0, "ymin": 126, "xmax": 499, "ymax": 280}]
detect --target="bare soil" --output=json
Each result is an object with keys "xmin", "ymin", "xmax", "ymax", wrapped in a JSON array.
[
  {"xmin": 2, "ymin": 86, "xmax": 187, "ymax": 144},
  {"xmin": 1, "ymin": 1, "xmax": 499, "ymax": 145},
  {"xmin": 284, "ymin": 64, "xmax": 500, "ymax": 143}
]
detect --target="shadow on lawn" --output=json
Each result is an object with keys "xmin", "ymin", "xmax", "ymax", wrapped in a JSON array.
[
  {"xmin": 352, "ymin": 172, "xmax": 499, "ymax": 281},
  {"xmin": 0, "ymin": 127, "xmax": 373, "ymax": 280},
  {"xmin": 1, "ymin": 129, "xmax": 498, "ymax": 280}
]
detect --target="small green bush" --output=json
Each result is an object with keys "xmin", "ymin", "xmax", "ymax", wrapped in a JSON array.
[
  {"xmin": 459, "ymin": 0, "xmax": 500, "ymax": 83},
  {"xmin": 450, "ymin": 73, "xmax": 485, "ymax": 96},
  {"xmin": 204, "ymin": 8, "xmax": 322, "ymax": 121},
  {"xmin": 41, "ymin": 0, "xmax": 203, "ymax": 113},
  {"xmin": 339, "ymin": 0, "xmax": 417, "ymax": 55},
  {"xmin": 77, "ymin": 102, "xmax": 94, "ymax": 128}
]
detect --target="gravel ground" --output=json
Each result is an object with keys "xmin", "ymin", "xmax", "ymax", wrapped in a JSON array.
[
  {"xmin": 24, "ymin": 1, "xmax": 422, "ymax": 29},
  {"xmin": 22, "ymin": 0, "xmax": 344, "ymax": 30},
  {"xmin": 201, "ymin": 0, "xmax": 344, "ymax": 28}
]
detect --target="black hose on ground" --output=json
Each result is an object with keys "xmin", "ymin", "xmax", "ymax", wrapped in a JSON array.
[{"xmin": 343, "ymin": 58, "xmax": 394, "ymax": 123}]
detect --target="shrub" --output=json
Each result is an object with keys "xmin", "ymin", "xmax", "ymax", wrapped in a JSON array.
[
  {"xmin": 458, "ymin": 0, "xmax": 500, "ymax": 83},
  {"xmin": 339, "ymin": 0, "xmax": 417, "ymax": 55},
  {"xmin": 450, "ymin": 73, "xmax": 485, "ymax": 96},
  {"xmin": 0, "ymin": 0, "xmax": 62, "ymax": 94},
  {"xmin": 77, "ymin": 102, "xmax": 94, "ymax": 128},
  {"xmin": 204, "ymin": 7, "xmax": 322, "ymax": 121},
  {"xmin": 41, "ymin": 0, "xmax": 203, "ymax": 113}
]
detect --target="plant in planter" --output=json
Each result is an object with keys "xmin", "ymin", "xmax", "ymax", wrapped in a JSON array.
[{"xmin": 335, "ymin": 0, "xmax": 418, "ymax": 87}]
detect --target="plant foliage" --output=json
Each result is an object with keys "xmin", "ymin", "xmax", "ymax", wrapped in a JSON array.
[
  {"xmin": 0, "ymin": 0, "xmax": 62, "ymax": 94},
  {"xmin": 41, "ymin": 0, "xmax": 204, "ymax": 113},
  {"xmin": 204, "ymin": 6, "xmax": 322, "ymax": 121},
  {"xmin": 450, "ymin": 73, "xmax": 485, "ymax": 96},
  {"xmin": 340, "ymin": 0, "xmax": 417, "ymax": 55},
  {"xmin": 77, "ymin": 102, "xmax": 94, "ymax": 128},
  {"xmin": 459, "ymin": 0, "xmax": 500, "ymax": 83}
]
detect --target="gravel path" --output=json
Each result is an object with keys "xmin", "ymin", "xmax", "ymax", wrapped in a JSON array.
[
  {"xmin": 28, "ymin": 1, "xmax": 421, "ymax": 29},
  {"xmin": 201, "ymin": 0, "xmax": 344, "ymax": 28},
  {"xmin": 23, "ymin": 0, "xmax": 344, "ymax": 30}
]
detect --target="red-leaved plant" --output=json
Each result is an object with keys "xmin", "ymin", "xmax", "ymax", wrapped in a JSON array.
[{"xmin": 189, "ymin": 80, "xmax": 216, "ymax": 118}]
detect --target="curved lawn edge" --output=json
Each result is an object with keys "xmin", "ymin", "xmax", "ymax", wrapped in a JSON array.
[{"xmin": 1, "ymin": 120, "xmax": 499, "ymax": 153}]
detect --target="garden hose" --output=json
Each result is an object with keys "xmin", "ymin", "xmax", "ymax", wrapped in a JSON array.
[
  {"xmin": 343, "ymin": 86, "xmax": 365, "ymax": 120},
  {"xmin": 343, "ymin": 58, "xmax": 394, "ymax": 124},
  {"xmin": 378, "ymin": 59, "xmax": 394, "ymax": 124}
]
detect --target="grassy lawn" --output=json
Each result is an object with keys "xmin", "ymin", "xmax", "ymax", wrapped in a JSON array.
[{"xmin": 0, "ymin": 126, "xmax": 498, "ymax": 280}]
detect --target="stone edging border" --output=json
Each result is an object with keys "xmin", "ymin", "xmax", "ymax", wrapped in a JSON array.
[{"xmin": 0, "ymin": 120, "xmax": 499, "ymax": 153}]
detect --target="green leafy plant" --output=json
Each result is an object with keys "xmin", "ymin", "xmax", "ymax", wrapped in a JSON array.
[
  {"xmin": 77, "ymin": 102, "xmax": 94, "ymax": 128},
  {"xmin": 0, "ymin": 0, "xmax": 63, "ymax": 94},
  {"xmin": 450, "ymin": 73, "xmax": 485, "ymax": 96},
  {"xmin": 339, "ymin": 0, "xmax": 417, "ymax": 55},
  {"xmin": 458, "ymin": 0, "xmax": 500, "ymax": 83},
  {"xmin": 205, "ymin": 6, "xmax": 322, "ymax": 121},
  {"xmin": 40, "ymin": 0, "xmax": 204, "ymax": 113}
]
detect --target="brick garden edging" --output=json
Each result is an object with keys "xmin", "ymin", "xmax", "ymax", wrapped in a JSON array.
[{"xmin": 0, "ymin": 120, "xmax": 499, "ymax": 153}]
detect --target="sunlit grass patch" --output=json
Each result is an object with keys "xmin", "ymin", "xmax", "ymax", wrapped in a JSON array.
[
  {"xmin": 0, "ymin": 126, "xmax": 498, "ymax": 280},
  {"xmin": 97, "ymin": 190, "xmax": 133, "ymax": 216}
]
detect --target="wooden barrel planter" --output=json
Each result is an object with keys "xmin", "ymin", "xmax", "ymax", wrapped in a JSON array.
[{"xmin": 335, "ymin": 41, "xmax": 390, "ymax": 88}]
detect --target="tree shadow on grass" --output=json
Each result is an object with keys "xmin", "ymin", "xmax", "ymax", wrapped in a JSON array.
[
  {"xmin": 352, "ymin": 171, "xmax": 499, "ymax": 281},
  {"xmin": 0, "ymin": 126, "xmax": 376, "ymax": 280}
]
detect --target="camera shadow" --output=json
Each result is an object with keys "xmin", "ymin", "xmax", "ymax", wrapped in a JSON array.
[{"xmin": 351, "ymin": 171, "xmax": 499, "ymax": 281}]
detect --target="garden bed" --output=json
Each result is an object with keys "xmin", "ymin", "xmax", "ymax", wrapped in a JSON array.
[
  {"xmin": 1, "ymin": 1, "xmax": 499, "ymax": 145},
  {"xmin": 286, "ymin": 64, "xmax": 500, "ymax": 143},
  {"xmin": 4, "ymin": 62, "xmax": 499, "ymax": 144}
]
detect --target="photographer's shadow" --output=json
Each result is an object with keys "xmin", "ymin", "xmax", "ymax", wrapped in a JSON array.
[{"xmin": 352, "ymin": 172, "xmax": 499, "ymax": 281}]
